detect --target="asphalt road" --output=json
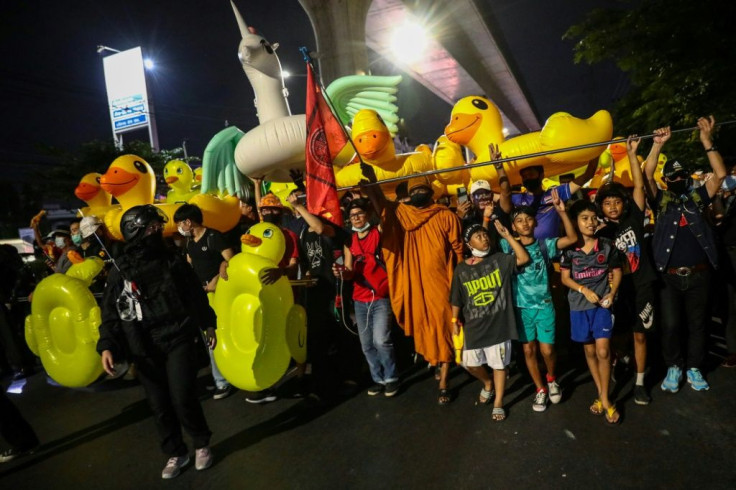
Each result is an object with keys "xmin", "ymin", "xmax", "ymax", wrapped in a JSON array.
[{"xmin": 1, "ymin": 325, "xmax": 735, "ymax": 489}]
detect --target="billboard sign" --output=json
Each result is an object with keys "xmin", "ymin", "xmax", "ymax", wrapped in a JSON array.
[{"xmin": 102, "ymin": 47, "xmax": 150, "ymax": 134}]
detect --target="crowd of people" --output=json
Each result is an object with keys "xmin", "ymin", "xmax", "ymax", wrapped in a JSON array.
[{"xmin": 1, "ymin": 116, "xmax": 735, "ymax": 478}]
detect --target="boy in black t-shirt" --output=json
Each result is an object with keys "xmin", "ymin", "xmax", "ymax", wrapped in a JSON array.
[
  {"xmin": 595, "ymin": 135, "xmax": 657, "ymax": 406},
  {"xmin": 450, "ymin": 222, "xmax": 529, "ymax": 421}
]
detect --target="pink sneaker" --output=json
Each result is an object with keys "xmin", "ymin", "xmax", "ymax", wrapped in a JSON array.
[
  {"xmin": 195, "ymin": 447, "xmax": 213, "ymax": 471},
  {"xmin": 161, "ymin": 455, "xmax": 189, "ymax": 479}
]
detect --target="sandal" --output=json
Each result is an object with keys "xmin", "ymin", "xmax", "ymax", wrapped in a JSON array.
[
  {"xmin": 438, "ymin": 388, "xmax": 451, "ymax": 405},
  {"xmin": 589, "ymin": 398, "xmax": 604, "ymax": 415},
  {"xmin": 492, "ymin": 407, "xmax": 506, "ymax": 421},
  {"xmin": 604, "ymin": 405, "xmax": 621, "ymax": 425},
  {"xmin": 477, "ymin": 387, "xmax": 495, "ymax": 406}
]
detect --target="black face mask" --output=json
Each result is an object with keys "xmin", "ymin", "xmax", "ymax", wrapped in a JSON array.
[
  {"xmin": 522, "ymin": 178, "xmax": 542, "ymax": 192},
  {"xmin": 262, "ymin": 213, "xmax": 282, "ymax": 224},
  {"xmin": 409, "ymin": 191, "xmax": 433, "ymax": 208},
  {"xmin": 667, "ymin": 179, "xmax": 690, "ymax": 195}
]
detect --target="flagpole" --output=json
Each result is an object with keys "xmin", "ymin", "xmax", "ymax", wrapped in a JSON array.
[
  {"xmin": 299, "ymin": 47, "xmax": 365, "ymax": 168},
  {"xmin": 337, "ymin": 119, "xmax": 736, "ymax": 191}
]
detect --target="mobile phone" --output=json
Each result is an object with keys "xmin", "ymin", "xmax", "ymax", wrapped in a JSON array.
[
  {"xmin": 456, "ymin": 187, "xmax": 469, "ymax": 205},
  {"xmin": 296, "ymin": 193, "xmax": 307, "ymax": 206},
  {"xmin": 722, "ymin": 175, "xmax": 736, "ymax": 191}
]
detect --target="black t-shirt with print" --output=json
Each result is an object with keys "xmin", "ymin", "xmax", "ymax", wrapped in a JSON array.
[
  {"xmin": 450, "ymin": 252, "xmax": 518, "ymax": 349},
  {"xmin": 186, "ymin": 228, "xmax": 231, "ymax": 285},
  {"xmin": 560, "ymin": 237, "xmax": 622, "ymax": 311},
  {"xmin": 596, "ymin": 205, "xmax": 656, "ymax": 284}
]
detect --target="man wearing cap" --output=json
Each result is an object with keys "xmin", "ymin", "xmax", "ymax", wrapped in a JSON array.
[
  {"xmin": 457, "ymin": 145, "xmax": 513, "ymax": 233},
  {"xmin": 362, "ymin": 166, "xmax": 463, "ymax": 404},
  {"xmin": 643, "ymin": 117, "xmax": 726, "ymax": 393},
  {"xmin": 512, "ymin": 158, "xmax": 598, "ymax": 240}
]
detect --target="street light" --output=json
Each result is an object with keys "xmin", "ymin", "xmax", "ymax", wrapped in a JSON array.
[{"xmin": 98, "ymin": 45, "xmax": 159, "ymax": 152}]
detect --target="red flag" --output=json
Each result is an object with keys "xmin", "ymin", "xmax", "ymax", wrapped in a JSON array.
[{"xmin": 305, "ymin": 62, "xmax": 346, "ymax": 227}]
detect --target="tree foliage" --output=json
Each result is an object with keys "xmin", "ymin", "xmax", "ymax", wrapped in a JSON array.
[{"xmin": 565, "ymin": 0, "xmax": 736, "ymax": 168}]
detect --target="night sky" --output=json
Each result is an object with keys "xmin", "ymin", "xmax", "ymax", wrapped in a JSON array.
[{"xmin": 0, "ymin": 0, "xmax": 625, "ymax": 180}]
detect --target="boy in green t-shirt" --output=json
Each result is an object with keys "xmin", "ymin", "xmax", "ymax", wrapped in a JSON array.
[{"xmin": 500, "ymin": 188, "xmax": 577, "ymax": 412}]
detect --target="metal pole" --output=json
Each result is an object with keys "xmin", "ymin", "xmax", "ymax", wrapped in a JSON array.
[{"xmin": 341, "ymin": 120, "xmax": 736, "ymax": 190}]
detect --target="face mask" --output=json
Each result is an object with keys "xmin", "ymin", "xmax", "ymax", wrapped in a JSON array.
[
  {"xmin": 177, "ymin": 224, "xmax": 191, "ymax": 237},
  {"xmin": 409, "ymin": 191, "xmax": 432, "ymax": 208},
  {"xmin": 71, "ymin": 233, "xmax": 82, "ymax": 245},
  {"xmin": 262, "ymin": 213, "xmax": 282, "ymax": 224},
  {"xmin": 522, "ymin": 178, "xmax": 542, "ymax": 192},
  {"xmin": 469, "ymin": 246, "xmax": 490, "ymax": 258},
  {"xmin": 352, "ymin": 223, "xmax": 371, "ymax": 233},
  {"xmin": 667, "ymin": 179, "xmax": 690, "ymax": 195},
  {"xmin": 55, "ymin": 237, "xmax": 66, "ymax": 248}
]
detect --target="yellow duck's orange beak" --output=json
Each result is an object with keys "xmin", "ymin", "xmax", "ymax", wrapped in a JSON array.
[
  {"xmin": 353, "ymin": 130, "xmax": 390, "ymax": 159},
  {"xmin": 165, "ymin": 176, "xmax": 179, "ymax": 184},
  {"xmin": 241, "ymin": 234, "xmax": 262, "ymax": 247},
  {"xmin": 100, "ymin": 167, "xmax": 140, "ymax": 197},
  {"xmin": 609, "ymin": 141, "xmax": 627, "ymax": 160},
  {"xmin": 74, "ymin": 182, "xmax": 100, "ymax": 201},
  {"xmin": 445, "ymin": 113, "xmax": 482, "ymax": 146}
]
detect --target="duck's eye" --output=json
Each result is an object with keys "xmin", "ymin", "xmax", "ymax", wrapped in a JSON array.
[
  {"xmin": 472, "ymin": 99, "xmax": 488, "ymax": 110},
  {"xmin": 177, "ymin": 168, "xmax": 183, "ymax": 174},
  {"xmin": 134, "ymin": 160, "xmax": 148, "ymax": 173},
  {"xmin": 263, "ymin": 229, "xmax": 273, "ymax": 238},
  {"xmin": 95, "ymin": 176, "xmax": 101, "ymax": 184}
]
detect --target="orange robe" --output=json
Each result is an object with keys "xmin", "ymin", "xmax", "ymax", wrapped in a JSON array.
[{"xmin": 381, "ymin": 202, "xmax": 463, "ymax": 365}]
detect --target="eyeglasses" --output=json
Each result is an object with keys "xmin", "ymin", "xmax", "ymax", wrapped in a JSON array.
[{"xmin": 349, "ymin": 212, "xmax": 367, "ymax": 219}]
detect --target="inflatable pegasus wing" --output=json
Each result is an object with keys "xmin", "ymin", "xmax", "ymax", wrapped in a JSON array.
[
  {"xmin": 325, "ymin": 75, "xmax": 403, "ymax": 136},
  {"xmin": 201, "ymin": 126, "xmax": 248, "ymax": 197}
]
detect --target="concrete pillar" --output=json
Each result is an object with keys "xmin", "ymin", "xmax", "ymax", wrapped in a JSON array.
[{"xmin": 298, "ymin": 0, "xmax": 372, "ymax": 84}]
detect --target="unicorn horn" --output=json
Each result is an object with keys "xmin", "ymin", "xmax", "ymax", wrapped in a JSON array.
[{"xmin": 231, "ymin": 1, "xmax": 249, "ymax": 39}]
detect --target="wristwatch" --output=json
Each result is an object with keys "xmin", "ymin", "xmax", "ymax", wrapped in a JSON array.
[{"xmin": 706, "ymin": 146, "xmax": 718, "ymax": 152}]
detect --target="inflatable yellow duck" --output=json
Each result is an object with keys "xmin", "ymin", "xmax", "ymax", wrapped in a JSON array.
[
  {"xmin": 192, "ymin": 166, "xmax": 203, "ymax": 191},
  {"xmin": 25, "ymin": 257, "xmax": 105, "ymax": 387},
  {"xmin": 589, "ymin": 138, "xmax": 667, "ymax": 189},
  {"xmin": 74, "ymin": 172, "xmax": 114, "ymax": 219},
  {"xmin": 100, "ymin": 155, "xmax": 240, "ymax": 240},
  {"xmin": 444, "ymin": 96, "xmax": 613, "ymax": 188},
  {"xmin": 212, "ymin": 222, "xmax": 306, "ymax": 391},
  {"xmin": 164, "ymin": 160, "xmax": 198, "ymax": 203},
  {"xmin": 334, "ymin": 109, "xmax": 433, "ymax": 191}
]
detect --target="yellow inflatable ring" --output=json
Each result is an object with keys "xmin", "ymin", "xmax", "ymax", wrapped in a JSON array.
[{"xmin": 25, "ymin": 272, "xmax": 103, "ymax": 387}]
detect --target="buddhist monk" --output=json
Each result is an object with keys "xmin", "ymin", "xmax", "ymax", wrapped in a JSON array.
[{"xmin": 362, "ymin": 165, "xmax": 463, "ymax": 404}]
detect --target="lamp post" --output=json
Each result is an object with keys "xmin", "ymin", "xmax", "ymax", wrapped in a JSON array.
[{"xmin": 98, "ymin": 45, "xmax": 159, "ymax": 152}]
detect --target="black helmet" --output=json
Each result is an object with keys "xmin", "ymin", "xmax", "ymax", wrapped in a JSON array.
[{"xmin": 121, "ymin": 205, "xmax": 168, "ymax": 243}]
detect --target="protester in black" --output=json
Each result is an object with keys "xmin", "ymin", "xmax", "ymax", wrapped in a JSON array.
[{"xmin": 97, "ymin": 205, "xmax": 216, "ymax": 479}]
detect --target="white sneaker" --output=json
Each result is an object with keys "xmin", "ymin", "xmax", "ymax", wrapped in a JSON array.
[
  {"xmin": 195, "ymin": 447, "xmax": 213, "ymax": 471},
  {"xmin": 161, "ymin": 455, "xmax": 189, "ymax": 479},
  {"xmin": 532, "ymin": 389, "xmax": 548, "ymax": 412},
  {"xmin": 548, "ymin": 380, "xmax": 562, "ymax": 404}
]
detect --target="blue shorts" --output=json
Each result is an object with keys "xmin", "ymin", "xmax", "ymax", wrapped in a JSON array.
[
  {"xmin": 570, "ymin": 307, "xmax": 613, "ymax": 343},
  {"xmin": 515, "ymin": 305, "xmax": 556, "ymax": 344}
]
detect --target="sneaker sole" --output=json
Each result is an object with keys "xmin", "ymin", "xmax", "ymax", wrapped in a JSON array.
[
  {"xmin": 634, "ymin": 398, "xmax": 651, "ymax": 405},
  {"xmin": 533, "ymin": 405, "xmax": 547, "ymax": 412},
  {"xmin": 367, "ymin": 390, "xmax": 383, "ymax": 396},
  {"xmin": 687, "ymin": 382, "xmax": 710, "ymax": 391},
  {"xmin": 384, "ymin": 390, "xmax": 399, "ymax": 398},
  {"xmin": 196, "ymin": 459, "xmax": 213, "ymax": 471},
  {"xmin": 212, "ymin": 391, "xmax": 233, "ymax": 400},
  {"xmin": 548, "ymin": 396, "xmax": 561, "ymax": 404},
  {"xmin": 245, "ymin": 396, "xmax": 277, "ymax": 404},
  {"xmin": 660, "ymin": 384, "xmax": 680, "ymax": 393}
]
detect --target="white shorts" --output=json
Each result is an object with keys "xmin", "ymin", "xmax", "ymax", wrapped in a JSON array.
[{"xmin": 462, "ymin": 340, "xmax": 512, "ymax": 370}]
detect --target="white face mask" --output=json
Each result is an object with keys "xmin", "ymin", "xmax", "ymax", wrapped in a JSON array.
[
  {"xmin": 352, "ymin": 223, "xmax": 371, "ymax": 233},
  {"xmin": 177, "ymin": 224, "xmax": 191, "ymax": 237},
  {"xmin": 469, "ymin": 246, "xmax": 490, "ymax": 258},
  {"xmin": 55, "ymin": 237, "xmax": 67, "ymax": 248}
]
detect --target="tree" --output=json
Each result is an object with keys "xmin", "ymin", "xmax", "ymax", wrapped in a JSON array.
[{"xmin": 565, "ymin": 0, "xmax": 736, "ymax": 168}]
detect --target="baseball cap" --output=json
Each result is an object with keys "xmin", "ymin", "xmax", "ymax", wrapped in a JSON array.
[
  {"xmin": 469, "ymin": 180, "xmax": 492, "ymax": 195},
  {"xmin": 407, "ymin": 175, "xmax": 432, "ymax": 193},
  {"xmin": 80, "ymin": 216, "xmax": 103, "ymax": 238},
  {"xmin": 44, "ymin": 229, "xmax": 70, "ymax": 241},
  {"xmin": 663, "ymin": 160, "xmax": 688, "ymax": 179},
  {"xmin": 463, "ymin": 223, "xmax": 486, "ymax": 244}
]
